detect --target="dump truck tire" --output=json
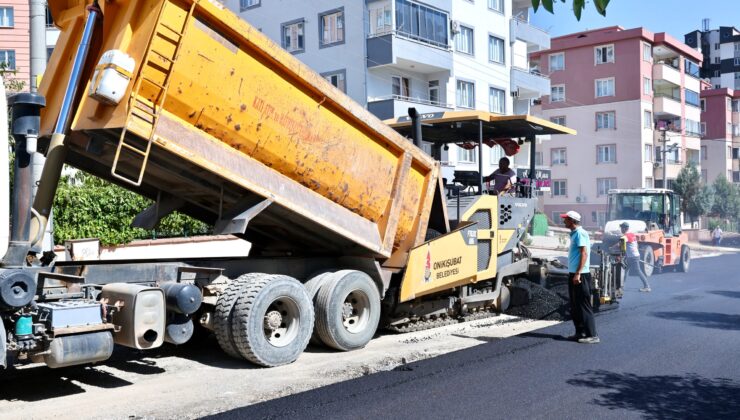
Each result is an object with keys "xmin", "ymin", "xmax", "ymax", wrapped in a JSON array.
[
  {"xmin": 231, "ymin": 275, "xmax": 314, "ymax": 367},
  {"xmin": 304, "ymin": 272, "xmax": 335, "ymax": 346},
  {"xmin": 214, "ymin": 273, "xmax": 264, "ymax": 359},
  {"xmin": 497, "ymin": 285, "xmax": 511, "ymax": 312},
  {"xmin": 639, "ymin": 246, "xmax": 654, "ymax": 277},
  {"xmin": 315, "ymin": 270, "xmax": 381, "ymax": 351},
  {"xmin": 678, "ymin": 245, "xmax": 690, "ymax": 273}
]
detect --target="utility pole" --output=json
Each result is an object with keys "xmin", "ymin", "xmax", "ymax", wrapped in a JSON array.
[{"xmin": 660, "ymin": 128, "xmax": 668, "ymax": 189}]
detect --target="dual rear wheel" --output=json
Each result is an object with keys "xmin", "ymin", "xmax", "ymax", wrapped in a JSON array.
[{"xmin": 213, "ymin": 270, "xmax": 380, "ymax": 367}]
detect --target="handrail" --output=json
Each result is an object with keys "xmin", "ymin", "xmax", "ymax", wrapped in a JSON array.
[
  {"xmin": 370, "ymin": 95, "xmax": 453, "ymax": 108},
  {"xmin": 510, "ymin": 16, "xmax": 549, "ymax": 35}
]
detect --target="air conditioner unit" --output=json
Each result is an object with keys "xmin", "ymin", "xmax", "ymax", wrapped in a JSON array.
[
  {"xmin": 576, "ymin": 195, "xmax": 587, "ymax": 203},
  {"xmin": 450, "ymin": 20, "xmax": 460, "ymax": 35},
  {"xmin": 653, "ymin": 162, "xmax": 661, "ymax": 169}
]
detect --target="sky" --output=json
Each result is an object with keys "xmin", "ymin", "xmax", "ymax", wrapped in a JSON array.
[{"xmin": 530, "ymin": 0, "xmax": 740, "ymax": 40}]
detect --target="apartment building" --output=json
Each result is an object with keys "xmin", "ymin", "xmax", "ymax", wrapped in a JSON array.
[
  {"xmin": 531, "ymin": 26, "xmax": 704, "ymax": 228},
  {"xmin": 685, "ymin": 25, "xmax": 740, "ymax": 90},
  {"xmin": 227, "ymin": 0, "xmax": 551, "ymax": 181},
  {"xmin": 700, "ymin": 88, "xmax": 740, "ymax": 184},
  {"xmin": 0, "ymin": 1, "xmax": 29, "ymax": 88}
]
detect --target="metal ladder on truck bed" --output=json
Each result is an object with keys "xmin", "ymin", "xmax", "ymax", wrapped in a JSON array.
[{"xmin": 111, "ymin": 1, "xmax": 198, "ymax": 186}]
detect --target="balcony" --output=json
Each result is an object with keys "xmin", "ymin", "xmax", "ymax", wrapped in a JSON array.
[
  {"xmin": 511, "ymin": 67, "xmax": 550, "ymax": 99},
  {"xmin": 510, "ymin": 17, "xmax": 550, "ymax": 50},
  {"xmin": 367, "ymin": 32, "xmax": 452, "ymax": 73},
  {"xmin": 367, "ymin": 95, "xmax": 453, "ymax": 121},
  {"xmin": 653, "ymin": 63, "xmax": 681, "ymax": 87},
  {"xmin": 653, "ymin": 94, "xmax": 682, "ymax": 118}
]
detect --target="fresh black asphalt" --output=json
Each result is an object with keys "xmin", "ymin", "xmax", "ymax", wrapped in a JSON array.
[{"xmin": 207, "ymin": 254, "xmax": 740, "ymax": 420}]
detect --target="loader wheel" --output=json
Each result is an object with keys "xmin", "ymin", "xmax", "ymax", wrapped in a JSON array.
[
  {"xmin": 213, "ymin": 273, "xmax": 264, "ymax": 359},
  {"xmin": 315, "ymin": 270, "xmax": 381, "ymax": 351},
  {"xmin": 303, "ymin": 272, "xmax": 335, "ymax": 345},
  {"xmin": 639, "ymin": 246, "xmax": 655, "ymax": 277},
  {"xmin": 231, "ymin": 275, "xmax": 314, "ymax": 367},
  {"xmin": 678, "ymin": 245, "xmax": 690, "ymax": 273}
]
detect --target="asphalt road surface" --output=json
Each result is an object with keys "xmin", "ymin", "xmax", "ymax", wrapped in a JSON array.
[{"xmin": 210, "ymin": 254, "xmax": 740, "ymax": 420}]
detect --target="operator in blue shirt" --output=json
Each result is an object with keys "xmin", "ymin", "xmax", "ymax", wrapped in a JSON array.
[{"xmin": 560, "ymin": 211, "xmax": 599, "ymax": 344}]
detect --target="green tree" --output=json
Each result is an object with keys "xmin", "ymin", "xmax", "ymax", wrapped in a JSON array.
[
  {"xmin": 711, "ymin": 175, "xmax": 740, "ymax": 223},
  {"xmin": 53, "ymin": 172, "xmax": 210, "ymax": 246},
  {"xmin": 1, "ymin": 63, "xmax": 26, "ymax": 93},
  {"xmin": 673, "ymin": 163, "xmax": 713, "ymax": 221},
  {"xmin": 532, "ymin": 0, "xmax": 611, "ymax": 20}
]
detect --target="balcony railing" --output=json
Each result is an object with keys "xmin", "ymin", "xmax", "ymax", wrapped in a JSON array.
[
  {"xmin": 368, "ymin": 29, "xmax": 451, "ymax": 50},
  {"xmin": 511, "ymin": 16, "xmax": 549, "ymax": 34},
  {"xmin": 370, "ymin": 94, "xmax": 453, "ymax": 108},
  {"xmin": 654, "ymin": 93, "xmax": 681, "ymax": 102}
]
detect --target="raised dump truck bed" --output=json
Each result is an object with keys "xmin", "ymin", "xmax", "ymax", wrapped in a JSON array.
[{"xmin": 42, "ymin": 0, "xmax": 444, "ymax": 260}]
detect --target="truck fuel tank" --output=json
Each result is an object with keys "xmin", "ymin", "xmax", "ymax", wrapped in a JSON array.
[{"xmin": 101, "ymin": 283, "xmax": 166, "ymax": 350}]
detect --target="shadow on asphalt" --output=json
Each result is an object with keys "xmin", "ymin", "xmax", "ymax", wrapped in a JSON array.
[
  {"xmin": 708, "ymin": 290, "xmax": 740, "ymax": 300},
  {"xmin": 650, "ymin": 311, "xmax": 740, "ymax": 331},
  {"xmin": 518, "ymin": 331, "xmax": 571, "ymax": 342},
  {"xmin": 568, "ymin": 370, "xmax": 740, "ymax": 419}
]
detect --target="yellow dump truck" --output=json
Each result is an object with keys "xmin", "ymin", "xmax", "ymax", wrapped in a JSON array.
[{"xmin": 0, "ymin": 0, "xmax": 573, "ymax": 369}]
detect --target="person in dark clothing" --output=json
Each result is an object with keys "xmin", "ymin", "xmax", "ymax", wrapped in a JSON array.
[{"xmin": 560, "ymin": 210, "xmax": 599, "ymax": 344}]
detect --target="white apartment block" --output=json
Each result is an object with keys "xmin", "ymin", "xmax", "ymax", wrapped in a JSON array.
[{"xmin": 227, "ymin": 0, "xmax": 550, "ymax": 182}]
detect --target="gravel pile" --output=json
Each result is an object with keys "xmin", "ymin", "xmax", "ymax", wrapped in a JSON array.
[{"xmin": 505, "ymin": 277, "xmax": 570, "ymax": 321}]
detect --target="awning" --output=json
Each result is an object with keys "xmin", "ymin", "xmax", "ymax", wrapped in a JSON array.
[{"xmin": 384, "ymin": 111, "xmax": 576, "ymax": 143}]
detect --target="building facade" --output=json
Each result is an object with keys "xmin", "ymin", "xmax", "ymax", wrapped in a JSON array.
[
  {"xmin": 0, "ymin": 0, "xmax": 30, "ymax": 89},
  {"xmin": 227, "ymin": 0, "xmax": 551, "ymax": 183},
  {"xmin": 531, "ymin": 27, "xmax": 704, "ymax": 228},
  {"xmin": 685, "ymin": 26, "xmax": 740, "ymax": 90},
  {"xmin": 700, "ymin": 88, "xmax": 740, "ymax": 184}
]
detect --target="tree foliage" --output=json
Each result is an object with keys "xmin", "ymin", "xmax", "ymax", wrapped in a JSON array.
[
  {"xmin": 532, "ymin": 0, "xmax": 611, "ymax": 20},
  {"xmin": 710, "ymin": 175, "xmax": 740, "ymax": 222},
  {"xmin": 673, "ymin": 163, "xmax": 713, "ymax": 221},
  {"xmin": 53, "ymin": 172, "xmax": 210, "ymax": 246},
  {"xmin": 1, "ymin": 64, "xmax": 26, "ymax": 93}
]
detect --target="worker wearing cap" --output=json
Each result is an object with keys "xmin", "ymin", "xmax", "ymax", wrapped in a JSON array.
[
  {"xmin": 561, "ymin": 211, "xmax": 599, "ymax": 344},
  {"xmin": 619, "ymin": 222, "xmax": 651, "ymax": 292}
]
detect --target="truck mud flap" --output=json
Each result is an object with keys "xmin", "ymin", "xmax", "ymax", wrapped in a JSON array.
[{"xmin": 1, "ymin": 318, "xmax": 6, "ymax": 368}]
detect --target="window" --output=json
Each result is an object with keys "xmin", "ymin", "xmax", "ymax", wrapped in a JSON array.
[
  {"xmin": 733, "ymin": 100, "xmax": 740, "ymax": 112},
  {"xmin": 395, "ymin": 0, "xmax": 449, "ymax": 48},
  {"xmin": 488, "ymin": 0, "xmax": 503, "ymax": 13},
  {"xmin": 428, "ymin": 80, "xmax": 440, "ymax": 104},
  {"xmin": 323, "ymin": 70, "xmax": 346, "ymax": 93},
  {"xmin": 552, "ymin": 180, "xmax": 567, "ymax": 197},
  {"xmin": 489, "ymin": 87, "xmax": 505, "ymax": 114},
  {"xmin": 456, "ymin": 80, "xmax": 475, "ymax": 108},
  {"xmin": 0, "ymin": 7, "xmax": 13, "ymax": 28},
  {"xmin": 685, "ymin": 119, "xmax": 701, "ymax": 137},
  {"xmin": 45, "ymin": 8, "xmax": 54, "ymax": 27},
  {"xmin": 488, "ymin": 35, "xmax": 505, "ymax": 64},
  {"xmin": 642, "ymin": 43, "xmax": 651, "ymax": 61},
  {"xmin": 728, "ymin": 122, "xmax": 733, "ymax": 134},
  {"xmin": 0, "ymin": 50, "xmax": 15, "ymax": 71},
  {"xmin": 597, "ymin": 178, "xmax": 617, "ymax": 196},
  {"xmin": 458, "ymin": 147, "xmax": 477, "ymax": 163},
  {"xmin": 535, "ymin": 151, "xmax": 543, "ymax": 166},
  {"xmin": 701, "ymin": 99, "xmax": 706, "ymax": 112},
  {"xmin": 643, "ymin": 77, "xmax": 652, "ymax": 95},
  {"xmin": 643, "ymin": 111, "xmax": 652, "ymax": 129},
  {"xmin": 369, "ymin": 3, "xmax": 392, "ymax": 36},
  {"xmin": 714, "ymin": 57, "xmax": 720, "ymax": 64},
  {"xmin": 685, "ymin": 59, "xmax": 700, "ymax": 78},
  {"xmin": 596, "ymin": 111, "xmax": 616, "ymax": 130},
  {"xmin": 729, "ymin": 146, "xmax": 733, "ymax": 158},
  {"xmin": 551, "ymin": 148, "xmax": 567, "ymax": 165},
  {"xmin": 701, "ymin": 122, "xmax": 706, "ymax": 136},
  {"xmin": 392, "ymin": 76, "xmax": 410, "ymax": 97},
  {"xmin": 714, "ymin": 70, "xmax": 720, "ymax": 78},
  {"xmin": 319, "ymin": 8, "xmax": 344, "ymax": 47},
  {"xmin": 644, "ymin": 144, "xmax": 653, "ymax": 162},
  {"xmin": 46, "ymin": 47, "xmax": 54, "ymax": 62},
  {"xmin": 490, "ymin": 143, "xmax": 504, "ymax": 163},
  {"xmin": 701, "ymin": 145, "xmax": 707, "ymax": 160},
  {"xmin": 549, "ymin": 52, "xmax": 564, "ymax": 71},
  {"xmin": 456, "ymin": 25, "xmax": 474, "ymax": 55},
  {"xmin": 701, "ymin": 170, "xmax": 708, "ymax": 183},
  {"xmin": 594, "ymin": 44, "xmax": 614, "ymax": 64},
  {"xmin": 240, "ymin": 0, "xmax": 260, "ymax": 11},
  {"xmin": 597, "ymin": 144, "xmax": 616, "ymax": 164},
  {"xmin": 595, "ymin": 78, "xmax": 615, "ymax": 97},
  {"xmin": 735, "ymin": 58, "xmax": 740, "ymax": 66},
  {"xmin": 281, "ymin": 20, "xmax": 305, "ymax": 53},
  {"xmin": 550, "ymin": 85, "xmax": 565, "ymax": 103},
  {"xmin": 685, "ymin": 89, "xmax": 700, "ymax": 107},
  {"xmin": 550, "ymin": 116, "xmax": 566, "ymax": 126},
  {"xmin": 644, "ymin": 177, "xmax": 654, "ymax": 188},
  {"xmin": 734, "ymin": 172, "xmax": 740, "ymax": 183},
  {"xmin": 714, "ymin": 43, "xmax": 720, "ymax": 50},
  {"xmin": 733, "ymin": 147, "xmax": 740, "ymax": 159}
]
